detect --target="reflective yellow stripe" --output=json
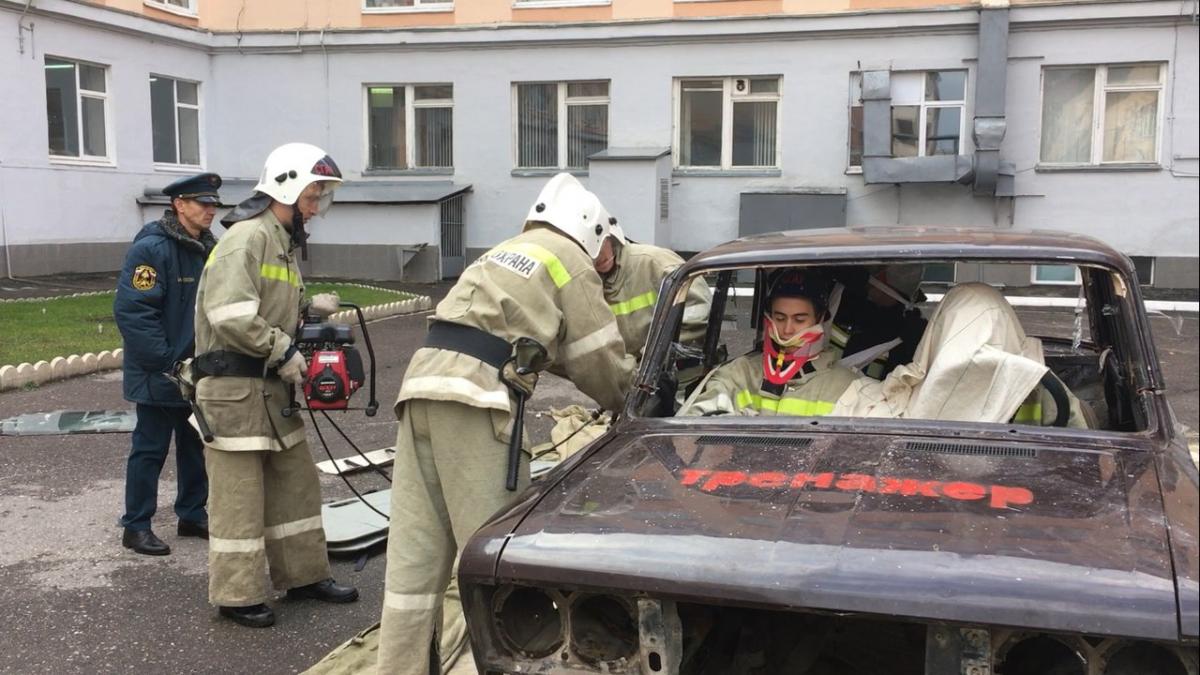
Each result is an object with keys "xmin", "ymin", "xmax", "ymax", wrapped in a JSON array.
[
  {"xmin": 735, "ymin": 390, "xmax": 835, "ymax": 416},
  {"xmin": 609, "ymin": 290, "xmax": 658, "ymax": 317},
  {"xmin": 495, "ymin": 243, "xmax": 571, "ymax": 288},
  {"xmin": 1013, "ymin": 402, "xmax": 1042, "ymax": 424},
  {"xmin": 260, "ymin": 263, "xmax": 300, "ymax": 287}
]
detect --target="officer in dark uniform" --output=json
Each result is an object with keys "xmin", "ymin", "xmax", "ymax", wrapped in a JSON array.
[{"xmin": 115, "ymin": 173, "xmax": 221, "ymax": 555}]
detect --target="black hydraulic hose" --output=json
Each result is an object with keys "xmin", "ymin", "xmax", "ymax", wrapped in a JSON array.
[
  {"xmin": 320, "ymin": 409, "xmax": 392, "ymax": 483},
  {"xmin": 342, "ymin": 302, "xmax": 379, "ymax": 417},
  {"xmin": 308, "ymin": 408, "xmax": 390, "ymax": 522}
]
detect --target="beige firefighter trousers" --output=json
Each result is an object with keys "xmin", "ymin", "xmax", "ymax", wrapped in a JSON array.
[
  {"xmin": 205, "ymin": 441, "xmax": 331, "ymax": 607},
  {"xmin": 376, "ymin": 398, "xmax": 529, "ymax": 675}
]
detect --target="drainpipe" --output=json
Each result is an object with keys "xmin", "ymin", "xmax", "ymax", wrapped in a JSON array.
[
  {"xmin": 0, "ymin": 168, "xmax": 13, "ymax": 279},
  {"xmin": 973, "ymin": 3, "xmax": 1010, "ymax": 195}
]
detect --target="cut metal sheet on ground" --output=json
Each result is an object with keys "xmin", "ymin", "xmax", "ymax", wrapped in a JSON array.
[
  {"xmin": 322, "ymin": 489, "xmax": 391, "ymax": 552},
  {"xmin": 315, "ymin": 447, "xmax": 395, "ymax": 475},
  {"xmin": 0, "ymin": 410, "xmax": 136, "ymax": 436}
]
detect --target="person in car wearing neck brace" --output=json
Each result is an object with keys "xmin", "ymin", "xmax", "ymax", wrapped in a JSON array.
[{"xmin": 679, "ymin": 269, "xmax": 858, "ymax": 417}]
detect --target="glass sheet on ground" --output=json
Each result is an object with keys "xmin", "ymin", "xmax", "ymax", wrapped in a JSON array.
[{"xmin": 0, "ymin": 409, "xmax": 136, "ymax": 436}]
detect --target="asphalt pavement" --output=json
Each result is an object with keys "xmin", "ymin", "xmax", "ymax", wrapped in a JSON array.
[
  {"xmin": 0, "ymin": 278, "xmax": 1196, "ymax": 674},
  {"xmin": 0, "ymin": 280, "xmax": 599, "ymax": 675}
]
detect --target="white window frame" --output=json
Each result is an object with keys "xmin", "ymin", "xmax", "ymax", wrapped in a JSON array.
[
  {"xmin": 673, "ymin": 76, "xmax": 782, "ymax": 171},
  {"xmin": 1031, "ymin": 264, "xmax": 1082, "ymax": 286},
  {"xmin": 151, "ymin": 74, "xmax": 203, "ymax": 170},
  {"xmin": 513, "ymin": 0, "xmax": 610, "ymax": 8},
  {"xmin": 1038, "ymin": 63, "xmax": 1165, "ymax": 167},
  {"xmin": 144, "ymin": 0, "xmax": 197, "ymax": 17},
  {"xmin": 364, "ymin": 83, "xmax": 454, "ymax": 171},
  {"xmin": 362, "ymin": 0, "xmax": 454, "ymax": 13},
  {"xmin": 511, "ymin": 80, "xmax": 610, "ymax": 170},
  {"xmin": 46, "ymin": 56, "xmax": 114, "ymax": 166},
  {"xmin": 847, "ymin": 70, "xmax": 968, "ymax": 170}
]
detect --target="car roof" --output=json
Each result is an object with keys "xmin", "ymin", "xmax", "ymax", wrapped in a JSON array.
[{"xmin": 683, "ymin": 226, "xmax": 1135, "ymax": 274}]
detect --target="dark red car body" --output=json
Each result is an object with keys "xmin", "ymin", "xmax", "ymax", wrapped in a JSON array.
[{"xmin": 460, "ymin": 228, "xmax": 1199, "ymax": 675}]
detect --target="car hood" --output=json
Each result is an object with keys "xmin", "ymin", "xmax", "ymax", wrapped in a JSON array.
[{"xmin": 492, "ymin": 430, "xmax": 1180, "ymax": 641}]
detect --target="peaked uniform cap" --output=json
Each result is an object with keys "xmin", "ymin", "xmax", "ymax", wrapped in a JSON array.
[{"xmin": 163, "ymin": 173, "xmax": 222, "ymax": 205}]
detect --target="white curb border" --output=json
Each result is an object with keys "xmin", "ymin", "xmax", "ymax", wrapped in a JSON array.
[{"xmin": 0, "ymin": 289, "xmax": 432, "ymax": 392}]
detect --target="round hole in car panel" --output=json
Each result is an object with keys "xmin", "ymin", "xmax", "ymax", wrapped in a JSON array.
[
  {"xmin": 1102, "ymin": 642, "xmax": 1189, "ymax": 675},
  {"xmin": 569, "ymin": 594, "xmax": 639, "ymax": 666},
  {"xmin": 492, "ymin": 586, "xmax": 565, "ymax": 659},
  {"xmin": 996, "ymin": 635, "xmax": 1085, "ymax": 675}
]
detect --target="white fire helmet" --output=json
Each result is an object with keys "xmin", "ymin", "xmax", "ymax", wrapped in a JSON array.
[
  {"xmin": 525, "ymin": 173, "xmax": 609, "ymax": 259},
  {"xmin": 603, "ymin": 208, "xmax": 628, "ymax": 244},
  {"xmin": 253, "ymin": 142, "xmax": 343, "ymax": 209}
]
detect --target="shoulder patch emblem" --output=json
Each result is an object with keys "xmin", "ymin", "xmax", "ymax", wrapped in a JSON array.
[
  {"xmin": 132, "ymin": 265, "xmax": 158, "ymax": 291},
  {"xmin": 486, "ymin": 249, "xmax": 540, "ymax": 280}
]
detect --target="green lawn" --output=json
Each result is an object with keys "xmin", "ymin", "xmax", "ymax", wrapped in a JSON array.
[{"xmin": 0, "ymin": 283, "xmax": 413, "ymax": 367}]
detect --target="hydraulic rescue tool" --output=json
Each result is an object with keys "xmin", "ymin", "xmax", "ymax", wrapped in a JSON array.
[
  {"xmin": 282, "ymin": 301, "xmax": 390, "ymax": 521},
  {"xmin": 283, "ymin": 302, "xmax": 379, "ymax": 418}
]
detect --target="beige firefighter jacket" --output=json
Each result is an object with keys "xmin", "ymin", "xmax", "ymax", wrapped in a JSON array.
[
  {"xmin": 603, "ymin": 241, "xmax": 712, "ymax": 360},
  {"xmin": 679, "ymin": 351, "xmax": 858, "ymax": 417},
  {"xmin": 397, "ymin": 225, "xmax": 636, "ymax": 417},
  {"xmin": 193, "ymin": 208, "xmax": 306, "ymax": 452}
]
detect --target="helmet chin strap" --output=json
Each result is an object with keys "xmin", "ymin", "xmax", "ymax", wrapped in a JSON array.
[{"xmin": 289, "ymin": 206, "xmax": 308, "ymax": 250}]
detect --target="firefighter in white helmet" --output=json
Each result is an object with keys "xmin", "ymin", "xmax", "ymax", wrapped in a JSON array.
[
  {"xmin": 192, "ymin": 143, "xmax": 355, "ymax": 628},
  {"xmin": 376, "ymin": 173, "xmax": 636, "ymax": 674},
  {"xmin": 593, "ymin": 217, "xmax": 712, "ymax": 363}
]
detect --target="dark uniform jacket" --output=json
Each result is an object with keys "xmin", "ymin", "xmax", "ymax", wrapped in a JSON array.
[{"xmin": 114, "ymin": 211, "xmax": 216, "ymax": 407}]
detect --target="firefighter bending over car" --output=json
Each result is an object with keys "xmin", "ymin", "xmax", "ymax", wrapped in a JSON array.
[
  {"xmin": 191, "ymin": 143, "xmax": 356, "ymax": 628},
  {"xmin": 679, "ymin": 268, "xmax": 858, "ymax": 417},
  {"xmin": 594, "ymin": 218, "xmax": 712, "ymax": 362},
  {"xmin": 376, "ymin": 173, "xmax": 637, "ymax": 675}
]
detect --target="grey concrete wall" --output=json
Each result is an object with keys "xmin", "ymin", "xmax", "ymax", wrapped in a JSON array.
[
  {"xmin": 301, "ymin": 243, "xmax": 441, "ymax": 282},
  {"xmin": 1155, "ymin": 257, "xmax": 1200, "ymax": 290},
  {"xmin": 589, "ymin": 158, "xmax": 663, "ymax": 245},
  {"xmin": 0, "ymin": 242, "xmax": 129, "ymax": 277},
  {"xmin": 1, "ymin": 0, "xmax": 1196, "ymax": 287}
]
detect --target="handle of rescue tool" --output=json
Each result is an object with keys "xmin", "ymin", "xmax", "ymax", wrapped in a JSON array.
[
  {"xmin": 506, "ymin": 390, "xmax": 527, "ymax": 491},
  {"xmin": 341, "ymin": 302, "xmax": 380, "ymax": 417},
  {"xmin": 192, "ymin": 405, "xmax": 216, "ymax": 443},
  {"xmin": 167, "ymin": 362, "xmax": 215, "ymax": 442},
  {"xmin": 281, "ymin": 384, "xmax": 301, "ymax": 418},
  {"xmin": 501, "ymin": 337, "xmax": 549, "ymax": 492}
]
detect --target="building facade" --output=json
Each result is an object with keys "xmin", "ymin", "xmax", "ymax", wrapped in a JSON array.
[{"xmin": 1, "ymin": 0, "xmax": 1197, "ymax": 287}]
